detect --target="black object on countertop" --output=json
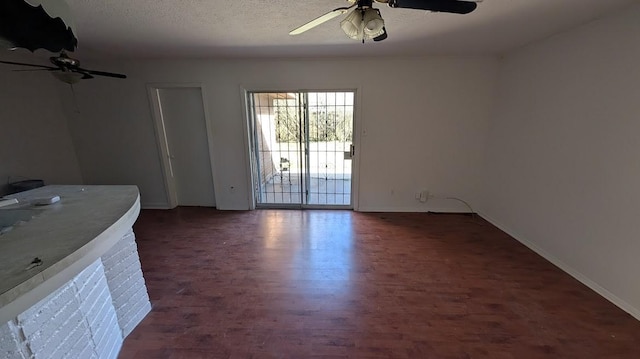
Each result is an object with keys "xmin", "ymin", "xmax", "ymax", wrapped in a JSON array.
[{"xmin": 8, "ymin": 179, "xmax": 44, "ymax": 194}]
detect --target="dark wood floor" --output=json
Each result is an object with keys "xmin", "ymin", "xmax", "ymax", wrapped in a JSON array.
[{"xmin": 118, "ymin": 208, "xmax": 640, "ymax": 358}]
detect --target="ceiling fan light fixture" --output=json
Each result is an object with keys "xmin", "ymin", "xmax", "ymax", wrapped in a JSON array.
[
  {"xmin": 340, "ymin": 9, "xmax": 364, "ymax": 40},
  {"xmin": 363, "ymin": 8, "xmax": 385, "ymax": 38},
  {"xmin": 340, "ymin": 8, "xmax": 385, "ymax": 41},
  {"xmin": 51, "ymin": 71, "xmax": 83, "ymax": 84}
]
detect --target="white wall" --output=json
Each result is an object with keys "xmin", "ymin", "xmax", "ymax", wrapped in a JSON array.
[
  {"xmin": 481, "ymin": 5, "xmax": 640, "ymax": 318},
  {"xmin": 0, "ymin": 65, "xmax": 83, "ymax": 195},
  {"xmin": 61, "ymin": 70, "xmax": 167, "ymax": 208},
  {"xmin": 66, "ymin": 56, "xmax": 497, "ymax": 210}
]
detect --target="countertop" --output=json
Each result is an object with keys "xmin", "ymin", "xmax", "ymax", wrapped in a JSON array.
[{"xmin": 0, "ymin": 185, "xmax": 140, "ymax": 321}]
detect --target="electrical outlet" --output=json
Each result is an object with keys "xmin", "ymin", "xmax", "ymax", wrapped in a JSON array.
[{"xmin": 419, "ymin": 190, "xmax": 430, "ymax": 203}]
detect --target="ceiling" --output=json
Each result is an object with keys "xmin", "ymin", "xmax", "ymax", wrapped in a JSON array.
[{"xmin": 58, "ymin": 0, "xmax": 637, "ymax": 58}]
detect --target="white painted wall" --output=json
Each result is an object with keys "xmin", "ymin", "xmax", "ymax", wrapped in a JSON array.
[
  {"xmin": 65, "ymin": 56, "xmax": 497, "ymax": 210},
  {"xmin": 61, "ymin": 70, "xmax": 168, "ymax": 208},
  {"xmin": 481, "ymin": 4, "xmax": 640, "ymax": 318},
  {"xmin": 0, "ymin": 60, "xmax": 83, "ymax": 195}
]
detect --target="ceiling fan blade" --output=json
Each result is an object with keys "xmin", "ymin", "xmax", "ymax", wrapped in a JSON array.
[
  {"xmin": 374, "ymin": 27, "xmax": 388, "ymax": 42},
  {"xmin": 0, "ymin": 60, "xmax": 58, "ymax": 70},
  {"xmin": 12, "ymin": 68, "xmax": 57, "ymax": 72},
  {"xmin": 289, "ymin": 5, "xmax": 356, "ymax": 35},
  {"xmin": 75, "ymin": 70, "xmax": 94, "ymax": 80},
  {"xmin": 77, "ymin": 68, "xmax": 127, "ymax": 79},
  {"xmin": 388, "ymin": 0, "xmax": 477, "ymax": 14}
]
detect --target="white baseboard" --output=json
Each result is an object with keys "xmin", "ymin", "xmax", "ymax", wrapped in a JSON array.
[
  {"xmin": 356, "ymin": 206, "xmax": 471, "ymax": 213},
  {"xmin": 357, "ymin": 206, "xmax": 427, "ymax": 212},
  {"xmin": 479, "ymin": 211, "xmax": 640, "ymax": 321}
]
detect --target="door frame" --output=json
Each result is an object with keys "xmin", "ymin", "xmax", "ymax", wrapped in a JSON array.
[
  {"xmin": 147, "ymin": 82, "xmax": 218, "ymax": 209},
  {"xmin": 241, "ymin": 88, "xmax": 362, "ymax": 210}
]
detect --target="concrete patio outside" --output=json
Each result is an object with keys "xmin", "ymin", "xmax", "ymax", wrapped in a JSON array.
[{"xmin": 257, "ymin": 141, "xmax": 352, "ymax": 206}]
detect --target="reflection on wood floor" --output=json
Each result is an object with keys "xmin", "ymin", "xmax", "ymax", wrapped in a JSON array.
[{"xmin": 119, "ymin": 208, "xmax": 640, "ymax": 358}]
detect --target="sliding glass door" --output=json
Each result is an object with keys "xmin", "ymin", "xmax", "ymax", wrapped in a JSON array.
[{"xmin": 247, "ymin": 91, "xmax": 355, "ymax": 208}]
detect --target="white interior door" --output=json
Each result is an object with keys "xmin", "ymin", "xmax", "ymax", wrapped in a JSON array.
[{"xmin": 157, "ymin": 87, "xmax": 216, "ymax": 207}]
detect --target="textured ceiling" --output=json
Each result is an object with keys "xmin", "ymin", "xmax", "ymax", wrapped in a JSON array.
[{"xmin": 62, "ymin": 0, "xmax": 637, "ymax": 58}]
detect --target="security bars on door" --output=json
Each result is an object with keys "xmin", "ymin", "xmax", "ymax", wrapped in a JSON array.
[{"xmin": 248, "ymin": 91, "xmax": 354, "ymax": 207}]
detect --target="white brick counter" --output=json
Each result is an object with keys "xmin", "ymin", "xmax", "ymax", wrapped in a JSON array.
[
  {"xmin": 101, "ymin": 230, "xmax": 151, "ymax": 338},
  {"xmin": 0, "ymin": 186, "xmax": 151, "ymax": 359}
]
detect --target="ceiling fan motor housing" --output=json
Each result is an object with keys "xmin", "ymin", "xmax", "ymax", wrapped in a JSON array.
[{"xmin": 51, "ymin": 52, "xmax": 80, "ymax": 69}]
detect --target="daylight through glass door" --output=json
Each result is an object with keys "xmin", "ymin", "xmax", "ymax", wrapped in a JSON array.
[{"xmin": 248, "ymin": 91, "xmax": 354, "ymax": 207}]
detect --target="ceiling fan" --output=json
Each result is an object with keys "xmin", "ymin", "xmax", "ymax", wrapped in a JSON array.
[
  {"xmin": 0, "ymin": 51, "xmax": 127, "ymax": 84},
  {"xmin": 289, "ymin": 0, "xmax": 480, "ymax": 42},
  {"xmin": 1, "ymin": 0, "xmax": 126, "ymax": 84}
]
